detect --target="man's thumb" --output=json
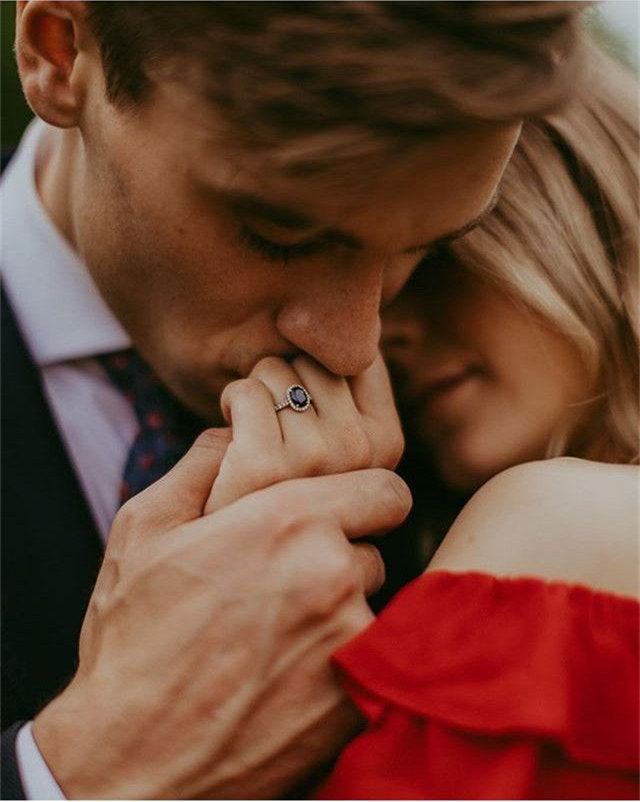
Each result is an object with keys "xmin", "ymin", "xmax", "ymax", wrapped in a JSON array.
[{"xmin": 131, "ymin": 428, "xmax": 232, "ymax": 527}]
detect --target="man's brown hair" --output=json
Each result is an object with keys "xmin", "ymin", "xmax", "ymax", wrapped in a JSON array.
[{"xmin": 86, "ymin": 1, "xmax": 588, "ymax": 169}]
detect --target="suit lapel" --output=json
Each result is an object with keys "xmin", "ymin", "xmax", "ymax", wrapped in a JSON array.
[{"xmin": 1, "ymin": 289, "xmax": 104, "ymax": 726}]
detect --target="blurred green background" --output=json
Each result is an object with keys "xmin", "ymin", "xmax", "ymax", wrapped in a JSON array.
[
  {"xmin": 1, "ymin": 0, "xmax": 638, "ymax": 154},
  {"xmin": 1, "ymin": 1, "xmax": 31, "ymax": 153}
]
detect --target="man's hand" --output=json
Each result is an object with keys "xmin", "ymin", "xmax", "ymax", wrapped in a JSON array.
[{"xmin": 32, "ymin": 430, "xmax": 412, "ymax": 799}]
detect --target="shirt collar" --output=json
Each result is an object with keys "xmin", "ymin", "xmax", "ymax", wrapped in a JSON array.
[{"xmin": 1, "ymin": 118, "xmax": 131, "ymax": 367}]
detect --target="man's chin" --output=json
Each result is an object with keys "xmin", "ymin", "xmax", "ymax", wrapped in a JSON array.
[
  {"xmin": 177, "ymin": 372, "xmax": 240, "ymax": 425},
  {"xmin": 181, "ymin": 393, "xmax": 226, "ymax": 426}
]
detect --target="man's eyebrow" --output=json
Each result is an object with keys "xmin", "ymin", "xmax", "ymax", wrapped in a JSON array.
[{"xmin": 225, "ymin": 187, "xmax": 500, "ymax": 252}]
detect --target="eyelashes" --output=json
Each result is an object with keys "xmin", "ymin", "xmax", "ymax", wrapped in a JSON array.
[
  {"xmin": 239, "ymin": 222, "xmax": 443, "ymax": 268},
  {"xmin": 239, "ymin": 224, "xmax": 332, "ymax": 264}
]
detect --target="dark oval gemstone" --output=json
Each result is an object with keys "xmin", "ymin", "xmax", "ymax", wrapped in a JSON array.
[{"xmin": 289, "ymin": 385, "xmax": 309, "ymax": 408}]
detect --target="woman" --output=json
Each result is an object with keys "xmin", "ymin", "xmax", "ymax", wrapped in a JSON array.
[
  {"xmin": 205, "ymin": 49, "xmax": 638, "ymax": 799},
  {"xmin": 376, "ymin": 39, "xmax": 639, "ymax": 580},
  {"xmin": 316, "ymin": 49, "xmax": 639, "ymax": 799}
]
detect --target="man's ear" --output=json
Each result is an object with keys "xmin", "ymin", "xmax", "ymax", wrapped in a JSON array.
[{"xmin": 15, "ymin": 1, "xmax": 93, "ymax": 128}]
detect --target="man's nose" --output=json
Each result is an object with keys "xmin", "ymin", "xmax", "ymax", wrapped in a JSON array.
[{"xmin": 276, "ymin": 266, "xmax": 384, "ymax": 376}]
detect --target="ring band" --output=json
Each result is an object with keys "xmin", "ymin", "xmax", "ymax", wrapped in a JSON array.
[{"xmin": 274, "ymin": 384, "xmax": 313, "ymax": 413}]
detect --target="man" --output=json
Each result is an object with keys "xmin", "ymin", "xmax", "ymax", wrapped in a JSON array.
[{"xmin": 2, "ymin": 2, "xmax": 586, "ymax": 798}]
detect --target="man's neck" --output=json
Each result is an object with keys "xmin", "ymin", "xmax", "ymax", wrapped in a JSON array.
[{"xmin": 36, "ymin": 125, "xmax": 82, "ymax": 253}]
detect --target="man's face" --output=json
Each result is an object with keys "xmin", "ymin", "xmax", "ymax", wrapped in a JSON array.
[{"xmin": 71, "ymin": 69, "xmax": 521, "ymax": 422}]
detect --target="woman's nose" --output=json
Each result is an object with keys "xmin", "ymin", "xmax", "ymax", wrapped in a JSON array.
[{"xmin": 381, "ymin": 313, "xmax": 426, "ymax": 356}]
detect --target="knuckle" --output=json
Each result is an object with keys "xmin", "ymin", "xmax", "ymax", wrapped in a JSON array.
[
  {"xmin": 240, "ymin": 376, "xmax": 269, "ymax": 399},
  {"xmin": 112, "ymin": 497, "xmax": 139, "ymax": 531},
  {"xmin": 251, "ymin": 355, "xmax": 287, "ymax": 378},
  {"xmin": 298, "ymin": 548, "xmax": 361, "ymax": 617},
  {"xmin": 292, "ymin": 436, "xmax": 331, "ymax": 477},
  {"xmin": 322, "ymin": 547, "xmax": 358, "ymax": 590},
  {"xmin": 220, "ymin": 377, "xmax": 246, "ymax": 405},
  {"xmin": 329, "ymin": 423, "xmax": 372, "ymax": 472},
  {"xmin": 345, "ymin": 425, "xmax": 373, "ymax": 469},
  {"xmin": 223, "ymin": 377, "xmax": 269, "ymax": 411},
  {"xmin": 247, "ymin": 452, "xmax": 288, "ymax": 487},
  {"xmin": 380, "ymin": 427, "xmax": 405, "ymax": 469},
  {"xmin": 111, "ymin": 497, "xmax": 145, "ymax": 544}
]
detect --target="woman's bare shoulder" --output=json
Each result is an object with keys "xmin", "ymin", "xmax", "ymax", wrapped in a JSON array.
[{"xmin": 427, "ymin": 458, "xmax": 639, "ymax": 598}]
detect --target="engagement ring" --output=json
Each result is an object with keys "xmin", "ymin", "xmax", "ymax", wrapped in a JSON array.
[{"xmin": 274, "ymin": 384, "xmax": 313, "ymax": 413}]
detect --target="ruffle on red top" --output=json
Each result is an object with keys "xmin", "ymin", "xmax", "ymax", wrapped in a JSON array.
[{"xmin": 316, "ymin": 571, "xmax": 639, "ymax": 800}]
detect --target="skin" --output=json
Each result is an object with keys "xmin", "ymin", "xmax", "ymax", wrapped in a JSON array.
[
  {"xmin": 35, "ymin": 436, "xmax": 413, "ymax": 799},
  {"xmin": 382, "ymin": 262, "xmax": 595, "ymax": 491},
  {"xmin": 428, "ymin": 458, "xmax": 639, "ymax": 599},
  {"xmin": 15, "ymin": 1, "xmax": 521, "ymax": 796}
]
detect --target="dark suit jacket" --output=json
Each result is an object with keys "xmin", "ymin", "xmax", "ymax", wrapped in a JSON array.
[{"xmin": 1, "ymin": 290, "xmax": 104, "ymax": 798}]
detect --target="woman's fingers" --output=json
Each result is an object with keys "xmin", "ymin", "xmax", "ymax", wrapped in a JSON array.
[
  {"xmin": 250, "ymin": 357, "xmax": 331, "ymax": 476},
  {"xmin": 205, "ymin": 378, "xmax": 285, "ymax": 513},
  {"xmin": 292, "ymin": 352, "xmax": 403, "ymax": 471},
  {"xmin": 349, "ymin": 353, "xmax": 404, "ymax": 468},
  {"xmin": 220, "ymin": 377, "xmax": 284, "ymax": 449},
  {"xmin": 207, "ymin": 352, "xmax": 404, "ymax": 513},
  {"xmin": 292, "ymin": 355, "xmax": 372, "ymax": 472}
]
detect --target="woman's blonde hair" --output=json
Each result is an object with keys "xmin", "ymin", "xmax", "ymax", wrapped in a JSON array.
[{"xmin": 445, "ymin": 46, "xmax": 639, "ymax": 463}]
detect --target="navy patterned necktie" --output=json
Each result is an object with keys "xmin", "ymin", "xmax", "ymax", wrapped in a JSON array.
[{"xmin": 98, "ymin": 350, "xmax": 206, "ymax": 504}]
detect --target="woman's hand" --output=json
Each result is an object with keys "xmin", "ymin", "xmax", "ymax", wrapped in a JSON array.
[{"xmin": 205, "ymin": 352, "xmax": 404, "ymax": 514}]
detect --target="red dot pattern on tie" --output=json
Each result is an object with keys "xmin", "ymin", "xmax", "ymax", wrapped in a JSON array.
[
  {"xmin": 138, "ymin": 453, "xmax": 156, "ymax": 471},
  {"xmin": 146, "ymin": 410, "xmax": 165, "ymax": 429},
  {"xmin": 98, "ymin": 350, "xmax": 205, "ymax": 505}
]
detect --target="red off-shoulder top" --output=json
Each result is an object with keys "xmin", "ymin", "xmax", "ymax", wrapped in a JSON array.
[{"xmin": 317, "ymin": 571, "xmax": 639, "ymax": 800}]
